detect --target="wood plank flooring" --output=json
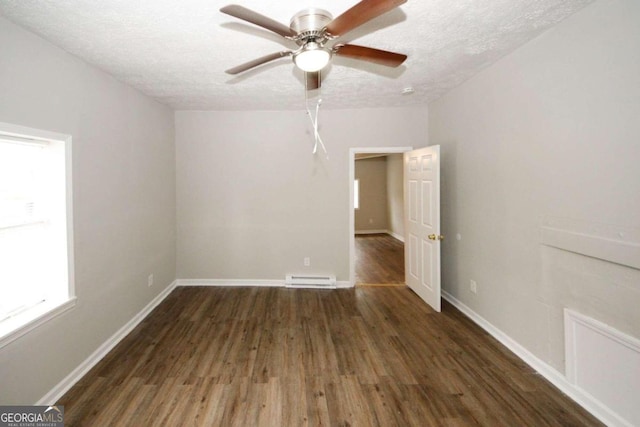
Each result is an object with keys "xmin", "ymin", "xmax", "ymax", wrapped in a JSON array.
[
  {"xmin": 355, "ymin": 233, "xmax": 404, "ymax": 285},
  {"xmin": 58, "ymin": 286, "xmax": 602, "ymax": 426}
]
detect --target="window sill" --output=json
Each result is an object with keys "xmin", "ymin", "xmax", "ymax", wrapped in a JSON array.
[{"xmin": 0, "ymin": 297, "xmax": 77, "ymax": 349}]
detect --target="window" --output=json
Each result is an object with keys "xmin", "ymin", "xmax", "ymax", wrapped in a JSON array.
[
  {"xmin": 0, "ymin": 123, "xmax": 75, "ymax": 348},
  {"xmin": 354, "ymin": 179, "xmax": 360, "ymax": 210}
]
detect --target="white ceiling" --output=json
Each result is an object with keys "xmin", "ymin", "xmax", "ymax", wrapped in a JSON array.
[{"xmin": 0, "ymin": 0, "xmax": 593, "ymax": 111}]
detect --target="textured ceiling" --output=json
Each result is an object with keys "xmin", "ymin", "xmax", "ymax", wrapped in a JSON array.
[{"xmin": 0, "ymin": 0, "xmax": 593, "ymax": 110}]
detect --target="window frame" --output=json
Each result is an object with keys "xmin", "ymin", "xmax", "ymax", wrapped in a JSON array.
[
  {"xmin": 354, "ymin": 179, "xmax": 360, "ymax": 210},
  {"xmin": 0, "ymin": 122, "xmax": 76, "ymax": 349}
]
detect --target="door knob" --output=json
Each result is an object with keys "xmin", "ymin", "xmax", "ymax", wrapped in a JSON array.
[{"xmin": 428, "ymin": 234, "xmax": 444, "ymax": 241}]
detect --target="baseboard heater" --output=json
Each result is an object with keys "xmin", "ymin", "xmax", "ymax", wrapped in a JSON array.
[{"xmin": 285, "ymin": 274, "xmax": 336, "ymax": 289}]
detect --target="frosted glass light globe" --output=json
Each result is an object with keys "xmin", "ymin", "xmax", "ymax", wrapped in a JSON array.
[{"xmin": 294, "ymin": 43, "xmax": 331, "ymax": 72}]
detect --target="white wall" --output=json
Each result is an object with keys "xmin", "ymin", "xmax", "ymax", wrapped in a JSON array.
[
  {"xmin": 355, "ymin": 157, "xmax": 388, "ymax": 232},
  {"xmin": 176, "ymin": 107, "xmax": 427, "ymax": 281},
  {"xmin": 0, "ymin": 17, "xmax": 176, "ymax": 403},
  {"xmin": 429, "ymin": 0, "xmax": 640, "ymax": 372}
]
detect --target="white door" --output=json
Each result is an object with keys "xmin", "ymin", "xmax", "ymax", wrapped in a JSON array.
[{"xmin": 404, "ymin": 145, "xmax": 441, "ymax": 312}]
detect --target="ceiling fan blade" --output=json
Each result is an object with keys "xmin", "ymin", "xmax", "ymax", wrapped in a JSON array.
[
  {"xmin": 324, "ymin": 0, "xmax": 406, "ymax": 37},
  {"xmin": 220, "ymin": 5, "xmax": 296, "ymax": 38},
  {"xmin": 225, "ymin": 51, "xmax": 292, "ymax": 75},
  {"xmin": 334, "ymin": 44, "xmax": 407, "ymax": 67},
  {"xmin": 305, "ymin": 71, "xmax": 321, "ymax": 90}
]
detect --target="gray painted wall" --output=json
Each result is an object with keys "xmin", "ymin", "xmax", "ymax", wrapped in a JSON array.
[
  {"xmin": 429, "ymin": 0, "xmax": 640, "ymax": 372},
  {"xmin": 175, "ymin": 107, "xmax": 428, "ymax": 281},
  {"xmin": 353, "ymin": 154, "xmax": 405, "ymax": 239},
  {"xmin": 355, "ymin": 157, "xmax": 389, "ymax": 232},
  {"xmin": 0, "ymin": 16, "xmax": 176, "ymax": 404},
  {"xmin": 386, "ymin": 154, "xmax": 404, "ymax": 240}
]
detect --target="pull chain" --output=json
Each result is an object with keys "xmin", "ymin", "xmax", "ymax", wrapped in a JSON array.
[{"xmin": 305, "ymin": 88, "xmax": 328, "ymax": 158}]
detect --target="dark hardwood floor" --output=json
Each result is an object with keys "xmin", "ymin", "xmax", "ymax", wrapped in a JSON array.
[
  {"xmin": 355, "ymin": 233, "xmax": 404, "ymax": 285},
  {"xmin": 58, "ymin": 286, "xmax": 602, "ymax": 426}
]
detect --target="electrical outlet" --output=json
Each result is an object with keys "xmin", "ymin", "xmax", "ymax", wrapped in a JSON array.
[
  {"xmin": 369, "ymin": 218, "xmax": 374, "ymax": 224},
  {"xmin": 304, "ymin": 257, "xmax": 310, "ymax": 267},
  {"xmin": 470, "ymin": 279, "xmax": 477, "ymax": 294},
  {"xmin": 148, "ymin": 274, "xmax": 154, "ymax": 287}
]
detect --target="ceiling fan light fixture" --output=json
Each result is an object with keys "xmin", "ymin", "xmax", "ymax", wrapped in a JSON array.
[
  {"xmin": 221, "ymin": 1, "xmax": 409, "ymax": 84},
  {"xmin": 293, "ymin": 42, "xmax": 331, "ymax": 72}
]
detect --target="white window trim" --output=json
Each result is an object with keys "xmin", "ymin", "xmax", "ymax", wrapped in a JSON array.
[
  {"xmin": 354, "ymin": 179, "xmax": 360, "ymax": 210},
  {"xmin": 0, "ymin": 121, "xmax": 76, "ymax": 349},
  {"xmin": 0, "ymin": 298, "xmax": 77, "ymax": 348}
]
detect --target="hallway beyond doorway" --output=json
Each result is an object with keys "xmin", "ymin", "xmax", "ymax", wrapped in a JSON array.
[{"xmin": 355, "ymin": 234, "xmax": 404, "ymax": 285}]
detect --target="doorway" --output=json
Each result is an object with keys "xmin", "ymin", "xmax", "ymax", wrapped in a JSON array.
[
  {"xmin": 349, "ymin": 147, "xmax": 412, "ymax": 286},
  {"xmin": 354, "ymin": 233, "xmax": 405, "ymax": 284}
]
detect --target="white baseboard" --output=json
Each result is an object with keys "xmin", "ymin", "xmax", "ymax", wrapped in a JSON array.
[
  {"xmin": 442, "ymin": 290, "xmax": 625, "ymax": 427},
  {"xmin": 177, "ymin": 279, "xmax": 353, "ymax": 289},
  {"xmin": 36, "ymin": 281, "xmax": 177, "ymax": 405},
  {"xmin": 176, "ymin": 279, "xmax": 283, "ymax": 287},
  {"xmin": 355, "ymin": 229, "xmax": 388, "ymax": 235},
  {"xmin": 354, "ymin": 229, "xmax": 404, "ymax": 243},
  {"xmin": 387, "ymin": 231, "xmax": 405, "ymax": 242}
]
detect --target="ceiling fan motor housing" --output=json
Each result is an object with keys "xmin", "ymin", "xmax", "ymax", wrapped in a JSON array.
[{"xmin": 290, "ymin": 8, "xmax": 333, "ymax": 44}]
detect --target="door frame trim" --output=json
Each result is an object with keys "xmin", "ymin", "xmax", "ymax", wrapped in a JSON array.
[{"xmin": 348, "ymin": 146, "xmax": 413, "ymax": 286}]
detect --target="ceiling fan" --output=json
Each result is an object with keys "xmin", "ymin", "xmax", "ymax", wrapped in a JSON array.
[{"xmin": 220, "ymin": 0, "xmax": 408, "ymax": 90}]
